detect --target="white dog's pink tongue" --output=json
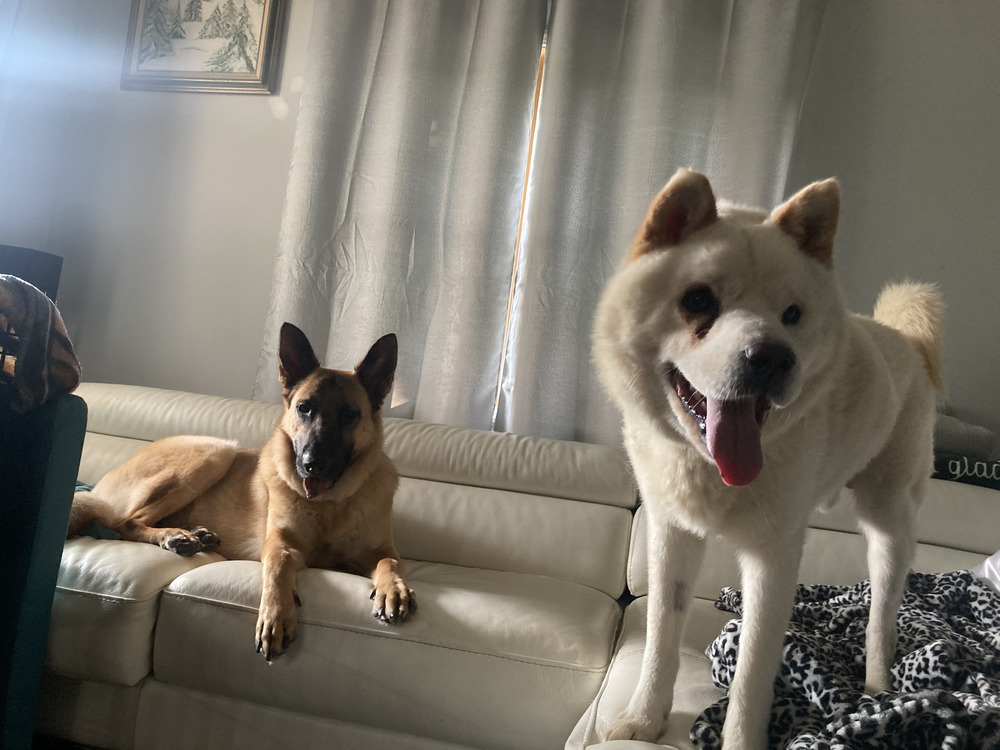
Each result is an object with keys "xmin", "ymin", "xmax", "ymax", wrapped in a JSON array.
[{"xmin": 706, "ymin": 399, "xmax": 764, "ymax": 487}]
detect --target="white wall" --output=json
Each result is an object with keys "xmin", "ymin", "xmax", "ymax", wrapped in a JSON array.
[
  {"xmin": 786, "ymin": 1, "xmax": 1000, "ymax": 437},
  {"xmin": 3, "ymin": 1, "xmax": 1000, "ymax": 438},
  {"xmin": 0, "ymin": 0, "xmax": 313, "ymax": 399}
]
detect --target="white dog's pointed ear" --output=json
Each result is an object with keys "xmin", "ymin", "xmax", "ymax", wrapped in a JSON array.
[
  {"xmin": 770, "ymin": 178, "xmax": 840, "ymax": 268},
  {"xmin": 628, "ymin": 168, "xmax": 718, "ymax": 261}
]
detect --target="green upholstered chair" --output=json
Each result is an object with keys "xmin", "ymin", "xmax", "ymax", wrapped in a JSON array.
[{"xmin": 0, "ymin": 391, "xmax": 87, "ymax": 750}]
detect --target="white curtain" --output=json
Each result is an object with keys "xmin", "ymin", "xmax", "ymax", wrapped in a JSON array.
[
  {"xmin": 495, "ymin": 0, "xmax": 827, "ymax": 443},
  {"xmin": 253, "ymin": 0, "xmax": 548, "ymax": 429},
  {"xmin": 255, "ymin": 0, "xmax": 826, "ymax": 443}
]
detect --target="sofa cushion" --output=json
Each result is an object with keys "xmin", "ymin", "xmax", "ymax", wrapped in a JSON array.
[
  {"xmin": 394, "ymin": 477, "xmax": 631, "ymax": 597},
  {"xmin": 383, "ymin": 419, "xmax": 636, "ymax": 507},
  {"xmin": 153, "ymin": 560, "xmax": 622, "ymax": 750},
  {"xmin": 46, "ymin": 537, "xmax": 222, "ymax": 685},
  {"xmin": 74, "ymin": 382, "xmax": 283, "ymax": 485},
  {"xmin": 76, "ymin": 383, "xmax": 282, "ymax": 449},
  {"xmin": 804, "ymin": 479, "xmax": 1000, "ymax": 557}
]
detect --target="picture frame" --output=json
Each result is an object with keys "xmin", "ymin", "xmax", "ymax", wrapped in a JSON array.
[{"xmin": 122, "ymin": 0, "xmax": 285, "ymax": 94}]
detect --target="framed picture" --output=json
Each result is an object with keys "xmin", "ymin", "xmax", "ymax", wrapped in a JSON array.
[{"xmin": 122, "ymin": 0, "xmax": 285, "ymax": 94}]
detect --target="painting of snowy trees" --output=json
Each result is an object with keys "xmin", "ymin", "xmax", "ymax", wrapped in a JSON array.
[{"xmin": 122, "ymin": 0, "xmax": 284, "ymax": 93}]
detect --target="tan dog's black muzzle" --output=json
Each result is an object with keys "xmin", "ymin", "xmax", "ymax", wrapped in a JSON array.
[{"xmin": 298, "ymin": 440, "xmax": 354, "ymax": 498}]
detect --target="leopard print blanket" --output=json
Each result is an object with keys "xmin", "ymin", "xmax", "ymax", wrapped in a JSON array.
[{"xmin": 692, "ymin": 571, "xmax": 1000, "ymax": 749}]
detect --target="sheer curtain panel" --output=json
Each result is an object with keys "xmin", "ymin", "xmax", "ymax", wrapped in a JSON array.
[
  {"xmin": 253, "ymin": 0, "xmax": 548, "ymax": 429},
  {"xmin": 256, "ymin": 0, "xmax": 826, "ymax": 443},
  {"xmin": 494, "ymin": 0, "xmax": 826, "ymax": 443}
]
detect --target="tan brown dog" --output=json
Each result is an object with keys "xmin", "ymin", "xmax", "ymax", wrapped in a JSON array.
[{"xmin": 68, "ymin": 323, "xmax": 415, "ymax": 660}]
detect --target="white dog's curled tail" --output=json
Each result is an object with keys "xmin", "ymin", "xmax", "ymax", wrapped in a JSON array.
[{"xmin": 873, "ymin": 281, "xmax": 945, "ymax": 393}]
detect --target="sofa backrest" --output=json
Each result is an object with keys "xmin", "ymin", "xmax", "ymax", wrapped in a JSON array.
[
  {"xmin": 627, "ymin": 480, "xmax": 1000, "ymax": 601},
  {"xmin": 74, "ymin": 383, "xmax": 637, "ymax": 598}
]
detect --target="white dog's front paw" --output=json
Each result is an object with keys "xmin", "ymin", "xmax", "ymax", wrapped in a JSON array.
[
  {"xmin": 864, "ymin": 673, "xmax": 892, "ymax": 696},
  {"xmin": 603, "ymin": 709, "xmax": 663, "ymax": 743}
]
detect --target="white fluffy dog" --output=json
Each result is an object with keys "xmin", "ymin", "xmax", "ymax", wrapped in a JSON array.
[{"xmin": 593, "ymin": 168, "xmax": 943, "ymax": 749}]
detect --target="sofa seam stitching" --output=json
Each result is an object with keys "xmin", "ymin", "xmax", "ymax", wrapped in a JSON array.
[{"xmin": 55, "ymin": 585, "xmax": 163, "ymax": 604}]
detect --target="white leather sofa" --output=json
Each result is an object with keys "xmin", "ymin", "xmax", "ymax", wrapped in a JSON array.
[
  {"xmin": 37, "ymin": 383, "xmax": 636, "ymax": 750},
  {"xmin": 35, "ymin": 383, "xmax": 1000, "ymax": 750}
]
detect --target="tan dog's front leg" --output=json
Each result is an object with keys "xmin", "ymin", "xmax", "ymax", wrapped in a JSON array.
[
  {"xmin": 255, "ymin": 532, "xmax": 305, "ymax": 661},
  {"xmin": 365, "ymin": 550, "xmax": 416, "ymax": 624}
]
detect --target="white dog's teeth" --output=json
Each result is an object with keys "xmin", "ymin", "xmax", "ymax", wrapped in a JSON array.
[
  {"xmin": 679, "ymin": 392, "xmax": 707, "ymax": 436},
  {"xmin": 671, "ymin": 370, "xmax": 708, "ymax": 439}
]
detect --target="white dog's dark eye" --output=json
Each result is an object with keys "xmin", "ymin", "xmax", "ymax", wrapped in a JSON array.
[
  {"xmin": 782, "ymin": 305, "xmax": 802, "ymax": 326},
  {"xmin": 681, "ymin": 286, "xmax": 717, "ymax": 316}
]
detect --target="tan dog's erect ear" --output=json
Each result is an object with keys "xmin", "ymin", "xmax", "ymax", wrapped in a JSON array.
[
  {"xmin": 278, "ymin": 322, "xmax": 321, "ymax": 395},
  {"xmin": 356, "ymin": 333, "xmax": 398, "ymax": 410},
  {"xmin": 770, "ymin": 178, "xmax": 840, "ymax": 268},
  {"xmin": 628, "ymin": 168, "xmax": 718, "ymax": 261}
]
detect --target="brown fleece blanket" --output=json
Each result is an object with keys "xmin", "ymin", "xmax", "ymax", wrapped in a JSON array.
[{"xmin": 0, "ymin": 274, "xmax": 81, "ymax": 413}]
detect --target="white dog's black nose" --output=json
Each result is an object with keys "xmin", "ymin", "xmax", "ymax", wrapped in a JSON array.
[{"xmin": 742, "ymin": 342, "xmax": 796, "ymax": 394}]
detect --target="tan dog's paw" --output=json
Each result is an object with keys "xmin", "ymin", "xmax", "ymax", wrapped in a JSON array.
[
  {"xmin": 255, "ymin": 592, "xmax": 300, "ymax": 661},
  {"xmin": 603, "ymin": 710, "xmax": 663, "ymax": 743},
  {"xmin": 370, "ymin": 578, "xmax": 416, "ymax": 624},
  {"xmin": 160, "ymin": 526, "xmax": 219, "ymax": 556}
]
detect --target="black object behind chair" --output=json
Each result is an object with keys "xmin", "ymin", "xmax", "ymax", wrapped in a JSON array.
[{"xmin": 0, "ymin": 246, "xmax": 63, "ymax": 302}]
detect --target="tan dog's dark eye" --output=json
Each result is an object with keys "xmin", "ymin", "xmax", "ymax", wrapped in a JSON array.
[
  {"xmin": 782, "ymin": 305, "xmax": 802, "ymax": 326},
  {"xmin": 343, "ymin": 408, "xmax": 361, "ymax": 426},
  {"xmin": 681, "ymin": 286, "xmax": 717, "ymax": 316},
  {"xmin": 296, "ymin": 400, "xmax": 314, "ymax": 418}
]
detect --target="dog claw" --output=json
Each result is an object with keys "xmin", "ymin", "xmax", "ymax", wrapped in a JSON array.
[
  {"xmin": 191, "ymin": 527, "xmax": 220, "ymax": 552},
  {"xmin": 255, "ymin": 638, "xmax": 263, "ymax": 654},
  {"xmin": 163, "ymin": 527, "xmax": 221, "ymax": 557},
  {"xmin": 164, "ymin": 537, "xmax": 198, "ymax": 556}
]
